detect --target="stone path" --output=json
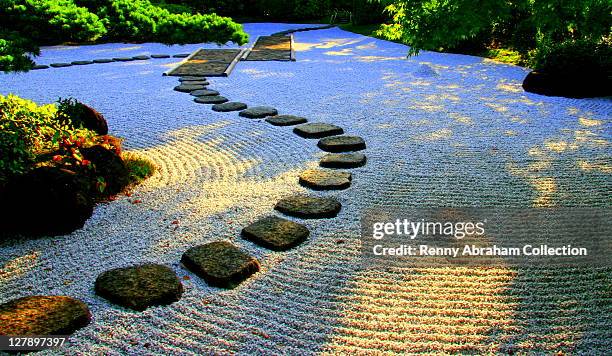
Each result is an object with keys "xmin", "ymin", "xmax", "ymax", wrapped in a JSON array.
[
  {"xmin": 293, "ymin": 123, "xmax": 344, "ymax": 138},
  {"xmin": 165, "ymin": 49, "xmax": 244, "ymax": 77},
  {"xmin": 245, "ymin": 35, "xmax": 294, "ymax": 62}
]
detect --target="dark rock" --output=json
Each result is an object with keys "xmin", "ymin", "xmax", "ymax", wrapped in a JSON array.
[
  {"xmin": 317, "ymin": 136, "xmax": 366, "ymax": 152},
  {"xmin": 81, "ymin": 145, "xmax": 129, "ymax": 196},
  {"xmin": 190, "ymin": 89, "xmax": 219, "ymax": 97},
  {"xmin": 151, "ymin": 54, "xmax": 171, "ymax": 59},
  {"xmin": 239, "ymin": 106, "xmax": 278, "ymax": 119},
  {"xmin": 293, "ymin": 123, "xmax": 344, "ymax": 139},
  {"xmin": 174, "ymin": 84, "xmax": 206, "ymax": 92},
  {"xmin": 71, "ymin": 60, "xmax": 93, "ymax": 65},
  {"xmin": 275, "ymin": 195, "xmax": 342, "ymax": 219},
  {"xmin": 320, "ymin": 153, "xmax": 367, "ymax": 168},
  {"xmin": 93, "ymin": 58, "xmax": 113, "ymax": 64},
  {"xmin": 32, "ymin": 64, "xmax": 49, "ymax": 70},
  {"xmin": 0, "ymin": 296, "xmax": 91, "ymax": 336},
  {"xmin": 173, "ymin": 53, "xmax": 191, "ymax": 58},
  {"xmin": 181, "ymin": 241, "xmax": 259, "ymax": 288},
  {"xmin": 522, "ymin": 70, "xmax": 611, "ymax": 98},
  {"xmin": 179, "ymin": 76, "xmax": 206, "ymax": 82},
  {"xmin": 2, "ymin": 167, "xmax": 94, "ymax": 237},
  {"xmin": 212, "ymin": 102, "xmax": 247, "ymax": 112},
  {"xmin": 95, "ymin": 264, "xmax": 183, "ymax": 311},
  {"xmin": 242, "ymin": 216, "xmax": 309, "ymax": 251},
  {"xmin": 194, "ymin": 96, "xmax": 229, "ymax": 104},
  {"xmin": 181, "ymin": 80, "xmax": 210, "ymax": 86},
  {"xmin": 132, "ymin": 55, "xmax": 150, "ymax": 60},
  {"xmin": 299, "ymin": 169, "xmax": 352, "ymax": 190},
  {"xmin": 112, "ymin": 57, "xmax": 135, "ymax": 62},
  {"xmin": 50, "ymin": 63, "xmax": 72, "ymax": 68},
  {"xmin": 265, "ymin": 115, "xmax": 308, "ymax": 126},
  {"xmin": 71, "ymin": 103, "xmax": 108, "ymax": 135}
]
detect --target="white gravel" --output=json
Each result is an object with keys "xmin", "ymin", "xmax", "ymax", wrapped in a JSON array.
[{"xmin": 0, "ymin": 23, "xmax": 610, "ymax": 354}]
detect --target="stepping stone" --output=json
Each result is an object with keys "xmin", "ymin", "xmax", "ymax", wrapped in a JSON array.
[
  {"xmin": 93, "ymin": 58, "xmax": 113, "ymax": 63},
  {"xmin": 112, "ymin": 57, "xmax": 135, "ymax": 62},
  {"xmin": 71, "ymin": 60, "xmax": 93, "ymax": 65},
  {"xmin": 151, "ymin": 54, "xmax": 171, "ymax": 58},
  {"xmin": 174, "ymin": 84, "xmax": 206, "ymax": 93},
  {"xmin": 275, "ymin": 195, "xmax": 342, "ymax": 219},
  {"xmin": 320, "ymin": 153, "xmax": 367, "ymax": 168},
  {"xmin": 50, "ymin": 63, "xmax": 72, "ymax": 68},
  {"xmin": 190, "ymin": 89, "xmax": 219, "ymax": 97},
  {"xmin": 95, "ymin": 264, "xmax": 183, "ymax": 311},
  {"xmin": 212, "ymin": 102, "xmax": 247, "ymax": 112},
  {"xmin": 239, "ymin": 106, "xmax": 278, "ymax": 119},
  {"xmin": 32, "ymin": 64, "xmax": 49, "ymax": 70},
  {"xmin": 299, "ymin": 169, "xmax": 352, "ymax": 190},
  {"xmin": 182, "ymin": 80, "xmax": 210, "ymax": 86},
  {"xmin": 318, "ymin": 135, "xmax": 366, "ymax": 152},
  {"xmin": 173, "ymin": 53, "xmax": 191, "ymax": 58},
  {"xmin": 242, "ymin": 216, "xmax": 309, "ymax": 251},
  {"xmin": 265, "ymin": 115, "xmax": 308, "ymax": 126},
  {"xmin": 132, "ymin": 55, "xmax": 150, "ymax": 60},
  {"xmin": 179, "ymin": 76, "xmax": 206, "ymax": 81},
  {"xmin": 0, "ymin": 296, "xmax": 91, "ymax": 336},
  {"xmin": 181, "ymin": 241, "xmax": 260, "ymax": 288},
  {"xmin": 194, "ymin": 95, "xmax": 228, "ymax": 104},
  {"xmin": 293, "ymin": 123, "xmax": 344, "ymax": 139}
]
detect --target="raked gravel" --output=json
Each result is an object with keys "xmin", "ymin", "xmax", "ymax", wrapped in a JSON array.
[{"xmin": 0, "ymin": 23, "xmax": 611, "ymax": 354}]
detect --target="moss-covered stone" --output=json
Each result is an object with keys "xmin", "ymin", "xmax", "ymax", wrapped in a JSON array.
[
  {"xmin": 0, "ymin": 296, "xmax": 91, "ymax": 336},
  {"xmin": 95, "ymin": 264, "xmax": 183, "ymax": 311},
  {"xmin": 320, "ymin": 153, "xmax": 367, "ymax": 168},
  {"xmin": 242, "ymin": 216, "xmax": 310, "ymax": 251},
  {"xmin": 299, "ymin": 169, "xmax": 352, "ymax": 190},
  {"xmin": 181, "ymin": 241, "xmax": 260, "ymax": 288}
]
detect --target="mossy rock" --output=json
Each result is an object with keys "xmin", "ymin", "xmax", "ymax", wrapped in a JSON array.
[
  {"xmin": 73, "ymin": 103, "xmax": 108, "ymax": 135},
  {"xmin": 95, "ymin": 264, "xmax": 183, "ymax": 311},
  {"xmin": 81, "ymin": 145, "xmax": 129, "ymax": 196},
  {"xmin": 242, "ymin": 216, "xmax": 310, "ymax": 251},
  {"xmin": 274, "ymin": 195, "xmax": 342, "ymax": 219},
  {"xmin": 320, "ymin": 153, "xmax": 367, "ymax": 168},
  {"xmin": 181, "ymin": 241, "xmax": 260, "ymax": 288},
  {"xmin": 299, "ymin": 169, "xmax": 352, "ymax": 190},
  {"xmin": 2, "ymin": 167, "xmax": 94, "ymax": 237},
  {"xmin": 0, "ymin": 296, "xmax": 91, "ymax": 335}
]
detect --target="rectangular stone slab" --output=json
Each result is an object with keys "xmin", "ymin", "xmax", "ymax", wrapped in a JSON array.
[
  {"xmin": 245, "ymin": 35, "xmax": 295, "ymax": 62},
  {"xmin": 165, "ymin": 49, "xmax": 244, "ymax": 77}
]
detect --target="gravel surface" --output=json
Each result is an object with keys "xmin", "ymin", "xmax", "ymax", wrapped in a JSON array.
[{"xmin": 0, "ymin": 23, "xmax": 611, "ymax": 354}]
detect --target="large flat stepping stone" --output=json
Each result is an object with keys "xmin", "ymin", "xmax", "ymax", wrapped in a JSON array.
[
  {"xmin": 212, "ymin": 102, "xmax": 247, "ymax": 112},
  {"xmin": 50, "ymin": 63, "xmax": 72, "ymax": 68},
  {"xmin": 173, "ymin": 53, "xmax": 191, "ymax": 58},
  {"xmin": 95, "ymin": 264, "xmax": 183, "ymax": 311},
  {"xmin": 242, "ymin": 216, "xmax": 310, "ymax": 251},
  {"xmin": 181, "ymin": 241, "xmax": 260, "ymax": 288},
  {"xmin": 299, "ymin": 169, "xmax": 352, "ymax": 190},
  {"xmin": 0, "ymin": 296, "xmax": 91, "ymax": 336},
  {"xmin": 179, "ymin": 76, "xmax": 206, "ymax": 81},
  {"xmin": 93, "ymin": 58, "xmax": 113, "ymax": 63},
  {"xmin": 293, "ymin": 123, "xmax": 344, "ymax": 139},
  {"xmin": 32, "ymin": 64, "xmax": 49, "ymax": 70},
  {"xmin": 190, "ymin": 89, "xmax": 219, "ymax": 97},
  {"xmin": 151, "ymin": 54, "xmax": 171, "ymax": 58},
  {"xmin": 239, "ymin": 106, "xmax": 278, "ymax": 119},
  {"xmin": 320, "ymin": 153, "xmax": 367, "ymax": 168},
  {"xmin": 174, "ymin": 84, "xmax": 206, "ymax": 93},
  {"xmin": 318, "ymin": 135, "xmax": 366, "ymax": 152},
  {"xmin": 194, "ymin": 95, "xmax": 229, "ymax": 104},
  {"xmin": 182, "ymin": 80, "xmax": 210, "ymax": 86},
  {"xmin": 132, "ymin": 55, "xmax": 150, "ymax": 60},
  {"xmin": 275, "ymin": 195, "xmax": 342, "ymax": 218},
  {"xmin": 112, "ymin": 57, "xmax": 135, "ymax": 62},
  {"xmin": 71, "ymin": 60, "xmax": 93, "ymax": 65},
  {"xmin": 266, "ymin": 115, "xmax": 308, "ymax": 126}
]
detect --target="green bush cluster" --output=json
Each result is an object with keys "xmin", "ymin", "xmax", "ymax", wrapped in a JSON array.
[
  {"xmin": 0, "ymin": 0, "xmax": 248, "ymax": 72},
  {"xmin": 376, "ymin": 0, "xmax": 611, "ymax": 72}
]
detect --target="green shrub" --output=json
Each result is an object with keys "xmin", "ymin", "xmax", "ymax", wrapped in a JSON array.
[
  {"xmin": 533, "ymin": 39, "xmax": 611, "ymax": 75},
  {"xmin": 123, "ymin": 151, "xmax": 156, "ymax": 185},
  {"xmin": 0, "ymin": 30, "xmax": 38, "ymax": 72},
  {"xmin": 0, "ymin": 94, "xmax": 95, "ymax": 182}
]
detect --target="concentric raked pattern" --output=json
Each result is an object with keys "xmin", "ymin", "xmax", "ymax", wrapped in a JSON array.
[{"xmin": 0, "ymin": 23, "xmax": 610, "ymax": 354}]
